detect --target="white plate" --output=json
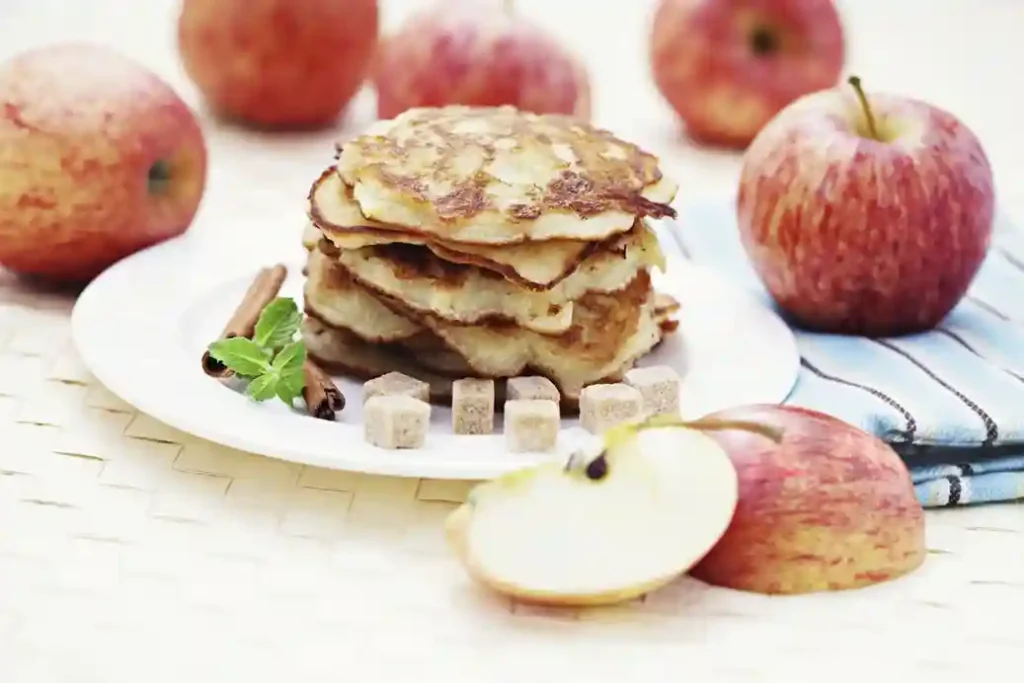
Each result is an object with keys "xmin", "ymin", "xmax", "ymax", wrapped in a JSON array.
[{"xmin": 71, "ymin": 222, "xmax": 799, "ymax": 480}]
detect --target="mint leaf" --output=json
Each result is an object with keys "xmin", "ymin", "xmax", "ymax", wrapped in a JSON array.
[
  {"xmin": 254, "ymin": 298, "xmax": 302, "ymax": 351},
  {"xmin": 276, "ymin": 367, "xmax": 305, "ymax": 406},
  {"xmin": 208, "ymin": 337, "xmax": 272, "ymax": 378},
  {"xmin": 271, "ymin": 340, "xmax": 306, "ymax": 406},
  {"xmin": 272, "ymin": 340, "xmax": 306, "ymax": 372},
  {"xmin": 246, "ymin": 372, "xmax": 279, "ymax": 401}
]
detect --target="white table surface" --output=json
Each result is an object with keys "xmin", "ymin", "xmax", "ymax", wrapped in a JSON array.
[{"xmin": 1, "ymin": 1, "xmax": 1023, "ymax": 681}]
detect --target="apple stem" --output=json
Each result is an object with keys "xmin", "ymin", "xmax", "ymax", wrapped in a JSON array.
[
  {"xmin": 635, "ymin": 414, "xmax": 784, "ymax": 443},
  {"xmin": 847, "ymin": 76, "xmax": 880, "ymax": 141},
  {"xmin": 687, "ymin": 418, "xmax": 785, "ymax": 444}
]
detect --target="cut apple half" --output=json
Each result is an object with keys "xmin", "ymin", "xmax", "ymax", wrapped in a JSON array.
[{"xmin": 446, "ymin": 421, "xmax": 741, "ymax": 607}]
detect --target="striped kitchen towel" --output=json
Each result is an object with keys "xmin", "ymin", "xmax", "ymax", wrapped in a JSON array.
[{"xmin": 660, "ymin": 199, "xmax": 1024, "ymax": 508}]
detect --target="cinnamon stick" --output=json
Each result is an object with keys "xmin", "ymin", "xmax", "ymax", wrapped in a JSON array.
[
  {"xmin": 303, "ymin": 358, "xmax": 345, "ymax": 420},
  {"xmin": 201, "ymin": 264, "xmax": 289, "ymax": 378}
]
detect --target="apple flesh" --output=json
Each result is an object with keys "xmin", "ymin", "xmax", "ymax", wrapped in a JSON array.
[
  {"xmin": 178, "ymin": 0, "xmax": 379, "ymax": 129},
  {"xmin": 690, "ymin": 404, "xmax": 926, "ymax": 594},
  {"xmin": 650, "ymin": 0, "xmax": 845, "ymax": 148},
  {"xmin": 373, "ymin": 0, "xmax": 590, "ymax": 121},
  {"xmin": 446, "ymin": 421, "xmax": 739, "ymax": 606},
  {"xmin": 737, "ymin": 77, "xmax": 995, "ymax": 336},
  {"xmin": 0, "ymin": 44, "xmax": 207, "ymax": 282}
]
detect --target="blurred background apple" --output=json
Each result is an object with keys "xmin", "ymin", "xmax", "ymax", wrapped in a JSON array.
[
  {"xmin": 0, "ymin": 43, "xmax": 207, "ymax": 283},
  {"xmin": 650, "ymin": 0, "xmax": 845, "ymax": 149},
  {"xmin": 177, "ymin": 0, "xmax": 379, "ymax": 129},
  {"xmin": 373, "ymin": 0, "xmax": 590, "ymax": 120}
]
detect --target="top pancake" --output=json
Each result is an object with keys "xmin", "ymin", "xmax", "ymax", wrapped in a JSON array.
[
  {"xmin": 335, "ymin": 106, "xmax": 679, "ymax": 244},
  {"xmin": 308, "ymin": 168, "xmax": 596, "ymax": 288}
]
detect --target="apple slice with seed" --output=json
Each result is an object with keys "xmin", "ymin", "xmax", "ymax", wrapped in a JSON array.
[{"xmin": 446, "ymin": 417, "xmax": 760, "ymax": 607}]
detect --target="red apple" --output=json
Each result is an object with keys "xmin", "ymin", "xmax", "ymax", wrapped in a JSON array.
[
  {"xmin": 737, "ymin": 76, "xmax": 995, "ymax": 337},
  {"xmin": 177, "ymin": 0, "xmax": 379, "ymax": 129},
  {"xmin": 0, "ymin": 44, "xmax": 207, "ymax": 283},
  {"xmin": 650, "ymin": 0, "xmax": 845, "ymax": 148},
  {"xmin": 373, "ymin": 0, "xmax": 590, "ymax": 121},
  {"xmin": 689, "ymin": 404, "xmax": 926, "ymax": 594}
]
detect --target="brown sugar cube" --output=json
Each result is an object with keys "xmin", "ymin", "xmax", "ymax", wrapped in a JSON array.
[
  {"xmin": 364, "ymin": 395, "xmax": 430, "ymax": 449},
  {"xmin": 452, "ymin": 378, "xmax": 495, "ymax": 435},
  {"xmin": 505, "ymin": 400, "xmax": 560, "ymax": 453},
  {"xmin": 579, "ymin": 383, "xmax": 643, "ymax": 434},
  {"xmin": 362, "ymin": 371, "xmax": 429, "ymax": 404},
  {"xmin": 624, "ymin": 365, "xmax": 681, "ymax": 417},
  {"xmin": 507, "ymin": 376, "xmax": 560, "ymax": 404}
]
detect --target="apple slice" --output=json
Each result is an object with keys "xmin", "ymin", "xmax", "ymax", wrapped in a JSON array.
[{"xmin": 447, "ymin": 418, "xmax": 748, "ymax": 607}]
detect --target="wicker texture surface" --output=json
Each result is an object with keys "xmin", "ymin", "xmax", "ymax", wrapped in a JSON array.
[{"xmin": 3, "ymin": 1, "xmax": 1024, "ymax": 681}]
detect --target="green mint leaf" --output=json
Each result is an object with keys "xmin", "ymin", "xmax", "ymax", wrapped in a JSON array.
[
  {"xmin": 246, "ymin": 372, "xmax": 279, "ymax": 402},
  {"xmin": 208, "ymin": 337, "xmax": 272, "ymax": 378},
  {"xmin": 254, "ymin": 298, "xmax": 302, "ymax": 351},
  {"xmin": 275, "ymin": 366, "xmax": 306, "ymax": 406},
  {"xmin": 271, "ymin": 341, "xmax": 306, "ymax": 407},
  {"xmin": 272, "ymin": 340, "xmax": 306, "ymax": 372}
]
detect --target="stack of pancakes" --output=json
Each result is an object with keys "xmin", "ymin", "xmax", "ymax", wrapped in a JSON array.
[{"xmin": 301, "ymin": 106, "xmax": 681, "ymax": 409}]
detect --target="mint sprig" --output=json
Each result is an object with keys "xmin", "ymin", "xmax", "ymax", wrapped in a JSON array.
[{"xmin": 208, "ymin": 297, "xmax": 307, "ymax": 407}]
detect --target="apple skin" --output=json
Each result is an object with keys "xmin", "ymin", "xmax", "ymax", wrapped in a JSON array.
[
  {"xmin": 0, "ymin": 44, "xmax": 207, "ymax": 283},
  {"xmin": 650, "ymin": 0, "xmax": 845, "ymax": 148},
  {"xmin": 178, "ymin": 0, "xmax": 379, "ymax": 129},
  {"xmin": 689, "ymin": 404, "xmax": 926, "ymax": 595},
  {"xmin": 737, "ymin": 84, "xmax": 995, "ymax": 337},
  {"xmin": 373, "ymin": 0, "xmax": 590, "ymax": 121}
]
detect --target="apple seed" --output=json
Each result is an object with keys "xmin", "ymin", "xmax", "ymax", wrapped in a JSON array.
[{"xmin": 584, "ymin": 453, "xmax": 609, "ymax": 481}]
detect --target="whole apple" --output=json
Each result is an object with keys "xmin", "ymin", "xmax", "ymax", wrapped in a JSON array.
[
  {"xmin": 737, "ymin": 77, "xmax": 995, "ymax": 337},
  {"xmin": 373, "ymin": 0, "xmax": 590, "ymax": 120},
  {"xmin": 178, "ymin": 0, "xmax": 379, "ymax": 129},
  {"xmin": 0, "ymin": 44, "xmax": 207, "ymax": 282},
  {"xmin": 689, "ymin": 404, "xmax": 926, "ymax": 594},
  {"xmin": 650, "ymin": 0, "xmax": 845, "ymax": 148}
]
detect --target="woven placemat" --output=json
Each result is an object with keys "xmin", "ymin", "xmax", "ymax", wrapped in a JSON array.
[{"xmin": 0, "ymin": 282, "xmax": 1021, "ymax": 683}]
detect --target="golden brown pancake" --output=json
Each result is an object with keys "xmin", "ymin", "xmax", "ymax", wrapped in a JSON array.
[
  {"xmin": 303, "ymin": 249, "xmax": 421, "ymax": 343},
  {"xmin": 332, "ymin": 241, "xmax": 576, "ymax": 334},
  {"xmin": 335, "ymin": 106, "xmax": 678, "ymax": 244},
  {"xmin": 308, "ymin": 169, "xmax": 596, "ymax": 289},
  {"xmin": 302, "ymin": 317, "xmax": 665, "ymax": 413},
  {"xmin": 363, "ymin": 272, "xmax": 664, "ymax": 393}
]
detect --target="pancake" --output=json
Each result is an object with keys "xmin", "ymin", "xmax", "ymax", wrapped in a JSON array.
[
  {"xmin": 331, "ymin": 221, "xmax": 663, "ymax": 332},
  {"xmin": 335, "ymin": 106, "xmax": 678, "ymax": 244},
  {"xmin": 303, "ymin": 249, "xmax": 421, "ymax": 343},
  {"xmin": 302, "ymin": 221, "xmax": 321, "ymax": 250},
  {"xmin": 369, "ymin": 271, "xmax": 663, "ymax": 392},
  {"xmin": 308, "ymin": 168, "xmax": 597, "ymax": 289},
  {"xmin": 334, "ymin": 241, "xmax": 576, "ymax": 334},
  {"xmin": 302, "ymin": 316, "xmax": 661, "ymax": 412},
  {"xmin": 303, "ymin": 316, "xmax": 476, "ymax": 405}
]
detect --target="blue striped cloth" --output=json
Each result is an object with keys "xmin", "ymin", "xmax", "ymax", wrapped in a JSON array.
[{"xmin": 661, "ymin": 199, "xmax": 1024, "ymax": 508}]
